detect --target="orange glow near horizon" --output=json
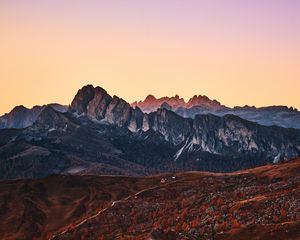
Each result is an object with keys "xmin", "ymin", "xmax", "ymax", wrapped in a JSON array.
[{"xmin": 1, "ymin": 1, "xmax": 300, "ymax": 115}]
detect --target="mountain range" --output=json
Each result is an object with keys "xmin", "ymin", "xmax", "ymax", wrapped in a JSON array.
[
  {"xmin": 1, "ymin": 84, "xmax": 300, "ymax": 179},
  {"xmin": 132, "ymin": 94, "xmax": 300, "ymax": 129},
  {"xmin": 2, "ymin": 90, "xmax": 300, "ymax": 131},
  {"xmin": 131, "ymin": 94, "xmax": 226, "ymax": 112}
]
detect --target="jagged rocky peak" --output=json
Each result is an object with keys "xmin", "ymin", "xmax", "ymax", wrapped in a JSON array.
[
  {"xmin": 144, "ymin": 94, "xmax": 156, "ymax": 103},
  {"xmin": 70, "ymin": 85, "xmax": 193, "ymax": 136},
  {"xmin": 186, "ymin": 95, "xmax": 223, "ymax": 110},
  {"xmin": 187, "ymin": 95, "xmax": 207, "ymax": 106},
  {"xmin": 10, "ymin": 105, "xmax": 28, "ymax": 113},
  {"xmin": 131, "ymin": 94, "xmax": 185, "ymax": 113},
  {"xmin": 86, "ymin": 87, "xmax": 112, "ymax": 120},
  {"xmin": 70, "ymin": 84, "xmax": 96, "ymax": 115},
  {"xmin": 3, "ymin": 106, "xmax": 27, "ymax": 128},
  {"xmin": 131, "ymin": 94, "xmax": 156, "ymax": 108},
  {"xmin": 2, "ymin": 105, "xmax": 30, "ymax": 128},
  {"xmin": 69, "ymin": 85, "xmax": 143, "ymax": 131},
  {"xmin": 132, "ymin": 93, "xmax": 226, "ymax": 113}
]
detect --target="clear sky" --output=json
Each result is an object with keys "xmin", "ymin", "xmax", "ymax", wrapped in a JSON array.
[{"xmin": 1, "ymin": 0, "xmax": 300, "ymax": 114}]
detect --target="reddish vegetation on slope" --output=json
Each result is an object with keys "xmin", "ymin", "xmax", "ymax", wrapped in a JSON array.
[
  {"xmin": 0, "ymin": 175, "xmax": 162, "ymax": 240},
  {"xmin": 0, "ymin": 159, "xmax": 300, "ymax": 240}
]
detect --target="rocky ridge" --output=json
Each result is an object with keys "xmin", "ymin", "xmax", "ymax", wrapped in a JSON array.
[
  {"xmin": 0, "ymin": 104, "xmax": 67, "ymax": 129},
  {"xmin": 70, "ymin": 85, "xmax": 300, "ymax": 163},
  {"xmin": 131, "ymin": 93, "xmax": 225, "ymax": 113}
]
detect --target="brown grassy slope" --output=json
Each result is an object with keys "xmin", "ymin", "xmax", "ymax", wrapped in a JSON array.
[
  {"xmin": 0, "ymin": 159, "xmax": 299, "ymax": 240},
  {"xmin": 54, "ymin": 159, "xmax": 300, "ymax": 240},
  {"xmin": 0, "ymin": 174, "xmax": 163, "ymax": 240}
]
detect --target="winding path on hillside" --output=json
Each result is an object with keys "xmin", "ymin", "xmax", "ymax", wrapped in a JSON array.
[{"xmin": 50, "ymin": 177, "xmax": 182, "ymax": 239}]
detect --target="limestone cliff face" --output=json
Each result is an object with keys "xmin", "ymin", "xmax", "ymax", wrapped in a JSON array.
[
  {"xmin": 70, "ymin": 85, "xmax": 144, "ymax": 131},
  {"xmin": 128, "ymin": 107, "xmax": 144, "ymax": 132},
  {"xmin": 147, "ymin": 109, "xmax": 192, "ymax": 144},
  {"xmin": 70, "ymin": 85, "xmax": 96, "ymax": 115},
  {"xmin": 190, "ymin": 114, "xmax": 299, "ymax": 160},
  {"xmin": 104, "ymin": 96, "xmax": 131, "ymax": 127},
  {"xmin": 86, "ymin": 87, "xmax": 112, "ymax": 120},
  {"xmin": 69, "ymin": 85, "xmax": 300, "ymax": 162}
]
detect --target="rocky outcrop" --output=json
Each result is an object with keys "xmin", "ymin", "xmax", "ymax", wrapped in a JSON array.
[
  {"xmin": 70, "ymin": 85, "xmax": 140, "ymax": 129},
  {"xmin": 70, "ymin": 85, "xmax": 143, "ymax": 130}
]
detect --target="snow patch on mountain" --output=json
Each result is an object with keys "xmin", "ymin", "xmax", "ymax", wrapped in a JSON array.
[{"xmin": 174, "ymin": 139, "xmax": 192, "ymax": 161}]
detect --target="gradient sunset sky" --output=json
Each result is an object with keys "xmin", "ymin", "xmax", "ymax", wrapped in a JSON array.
[{"xmin": 1, "ymin": 0, "xmax": 300, "ymax": 115}]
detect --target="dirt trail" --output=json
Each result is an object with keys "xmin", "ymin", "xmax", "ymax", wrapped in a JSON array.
[{"xmin": 50, "ymin": 177, "xmax": 181, "ymax": 239}]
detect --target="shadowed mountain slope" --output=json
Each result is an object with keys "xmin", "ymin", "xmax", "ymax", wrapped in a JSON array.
[{"xmin": 0, "ymin": 104, "xmax": 67, "ymax": 129}]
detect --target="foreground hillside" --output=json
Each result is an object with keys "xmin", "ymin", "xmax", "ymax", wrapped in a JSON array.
[{"xmin": 0, "ymin": 159, "xmax": 299, "ymax": 240}]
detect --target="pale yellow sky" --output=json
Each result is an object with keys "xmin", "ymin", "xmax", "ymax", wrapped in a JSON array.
[{"xmin": 1, "ymin": 1, "xmax": 300, "ymax": 115}]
